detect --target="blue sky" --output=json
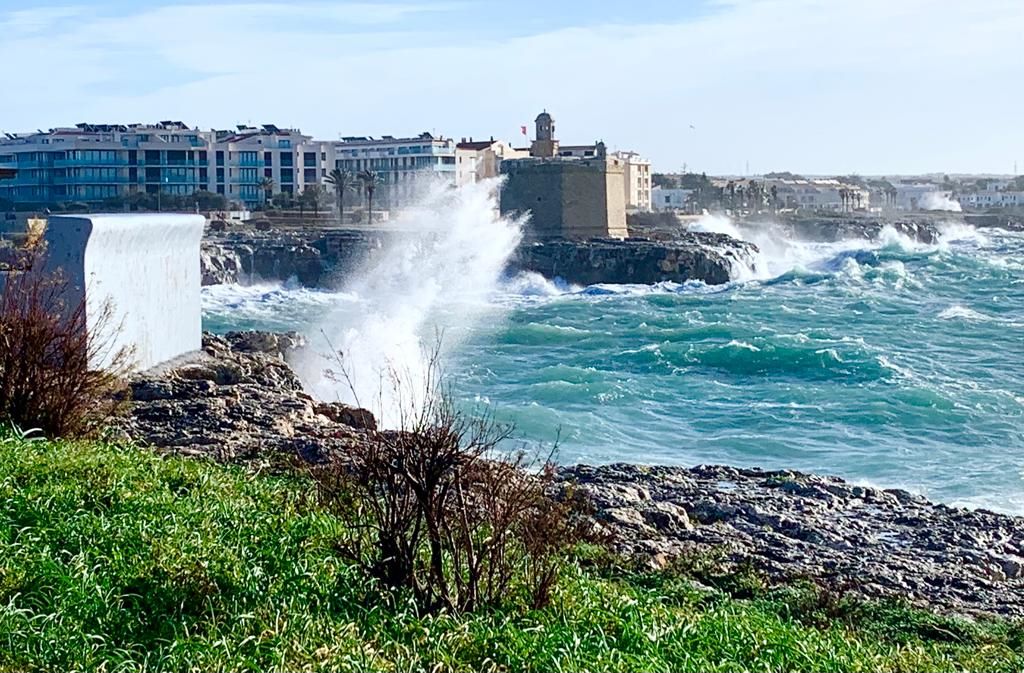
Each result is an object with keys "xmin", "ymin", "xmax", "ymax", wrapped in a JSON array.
[{"xmin": 2, "ymin": 0, "xmax": 1022, "ymax": 175}]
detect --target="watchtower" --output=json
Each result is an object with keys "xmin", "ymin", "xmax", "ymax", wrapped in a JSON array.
[{"xmin": 530, "ymin": 110, "xmax": 560, "ymax": 158}]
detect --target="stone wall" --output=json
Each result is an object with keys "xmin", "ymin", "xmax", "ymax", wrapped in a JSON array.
[{"xmin": 500, "ymin": 158, "xmax": 628, "ymax": 240}]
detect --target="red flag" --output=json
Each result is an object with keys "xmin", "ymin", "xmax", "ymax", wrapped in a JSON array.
[{"xmin": 520, "ymin": 125, "xmax": 528, "ymax": 137}]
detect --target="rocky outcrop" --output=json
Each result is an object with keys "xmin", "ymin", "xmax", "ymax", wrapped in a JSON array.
[
  {"xmin": 200, "ymin": 228, "xmax": 759, "ymax": 288},
  {"xmin": 115, "ymin": 330, "xmax": 1024, "ymax": 618},
  {"xmin": 114, "ymin": 331, "xmax": 374, "ymax": 465},
  {"xmin": 560, "ymin": 463, "xmax": 1024, "ymax": 617},
  {"xmin": 200, "ymin": 243, "xmax": 246, "ymax": 285},
  {"xmin": 748, "ymin": 215, "xmax": 943, "ymax": 244},
  {"xmin": 511, "ymin": 234, "xmax": 758, "ymax": 286}
]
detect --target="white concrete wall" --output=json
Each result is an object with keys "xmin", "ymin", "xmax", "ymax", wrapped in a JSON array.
[{"xmin": 41, "ymin": 214, "xmax": 204, "ymax": 371}]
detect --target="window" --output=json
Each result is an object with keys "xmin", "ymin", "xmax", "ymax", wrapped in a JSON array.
[
  {"xmin": 304, "ymin": 168, "xmax": 317, "ymax": 182},
  {"xmin": 280, "ymin": 168, "xmax": 293, "ymax": 183},
  {"xmin": 264, "ymin": 151, "xmax": 273, "ymax": 166},
  {"xmin": 216, "ymin": 151, "xmax": 224, "ymax": 166},
  {"xmin": 303, "ymin": 152, "xmax": 316, "ymax": 167},
  {"xmin": 280, "ymin": 152, "xmax": 293, "ymax": 167}
]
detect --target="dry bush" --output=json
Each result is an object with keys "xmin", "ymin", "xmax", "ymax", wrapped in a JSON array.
[
  {"xmin": 307, "ymin": 343, "xmax": 595, "ymax": 613},
  {"xmin": 0, "ymin": 262, "xmax": 132, "ymax": 437}
]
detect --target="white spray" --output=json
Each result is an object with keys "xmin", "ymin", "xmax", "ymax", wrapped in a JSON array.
[
  {"xmin": 686, "ymin": 213, "xmax": 941, "ymax": 281},
  {"xmin": 294, "ymin": 178, "xmax": 524, "ymax": 427},
  {"xmin": 920, "ymin": 192, "xmax": 963, "ymax": 212}
]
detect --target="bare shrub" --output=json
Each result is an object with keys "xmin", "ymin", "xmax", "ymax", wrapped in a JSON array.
[
  {"xmin": 0, "ymin": 261, "xmax": 132, "ymax": 437},
  {"xmin": 306, "ymin": 343, "xmax": 595, "ymax": 613}
]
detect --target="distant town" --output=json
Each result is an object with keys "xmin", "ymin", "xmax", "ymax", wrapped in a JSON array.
[{"xmin": 2, "ymin": 112, "xmax": 1022, "ymax": 239}]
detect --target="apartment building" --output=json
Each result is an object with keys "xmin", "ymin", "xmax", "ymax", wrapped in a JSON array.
[
  {"xmin": 211, "ymin": 125, "xmax": 330, "ymax": 204},
  {"xmin": 612, "ymin": 151, "xmax": 652, "ymax": 212},
  {"xmin": 455, "ymin": 138, "xmax": 529, "ymax": 186},
  {"xmin": 0, "ymin": 122, "xmax": 330, "ymax": 207},
  {"xmin": 0, "ymin": 122, "xmax": 210, "ymax": 205},
  {"xmin": 333, "ymin": 133, "xmax": 456, "ymax": 209}
]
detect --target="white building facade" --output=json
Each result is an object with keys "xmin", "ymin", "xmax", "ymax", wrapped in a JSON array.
[
  {"xmin": 651, "ymin": 187, "xmax": 694, "ymax": 212},
  {"xmin": 612, "ymin": 151, "xmax": 652, "ymax": 212},
  {"xmin": 455, "ymin": 138, "xmax": 529, "ymax": 186},
  {"xmin": 333, "ymin": 133, "xmax": 456, "ymax": 209}
]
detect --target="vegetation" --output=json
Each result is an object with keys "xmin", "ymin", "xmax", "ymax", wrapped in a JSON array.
[
  {"xmin": 359, "ymin": 169, "xmax": 379, "ymax": 222},
  {"xmin": 98, "ymin": 189, "xmax": 233, "ymax": 213},
  {"xmin": 325, "ymin": 168, "xmax": 356, "ymax": 223},
  {"xmin": 0, "ymin": 265, "xmax": 130, "ymax": 437},
  {"xmin": 258, "ymin": 177, "xmax": 275, "ymax": 208},
  {"xmin": 2, "ymin": 431, "xmax": 1022, "ymax": 672},
  {"xmin": 298, "ymin": 185, "xmax": 329, "ymax": 219}
]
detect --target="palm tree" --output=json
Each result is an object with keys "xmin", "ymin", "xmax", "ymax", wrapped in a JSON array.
[
  {"xmin": 300, "ymin": 184, "xmax": 329, "ymax": 219},
  {"xmin": 325, "ymin": 168, "xmax": 355, "ymax": 224},
  {"xmin": 258, "ymin": 177, "xmax": 275, "ymax": 209},
  {"xmin": 358, "ymin": 169, "xmax": 379, "ymax": 224}
]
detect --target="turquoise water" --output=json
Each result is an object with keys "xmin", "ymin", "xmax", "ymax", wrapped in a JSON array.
[{"xmin": 203, "ymin": 225, "xmax": 1024, "ymax": 513}]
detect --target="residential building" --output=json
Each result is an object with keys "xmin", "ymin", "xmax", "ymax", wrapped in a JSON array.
[
  {"xmin": 766, "ymin": 178, "xmax": 869, "ymax": 211},
  {"xmin": 613, "ymin": 151, "xmax": 652, "ymax": 212},
  {"xmin": 958, "ymin": 190, "xmax": 1024, "ymax": 209},
  {"xmin": 211, "ymin": 125, "xmax": 329, "ymax": 204},
  {"xmin": 0, "ymin": 122, "xmax": 331, "ymax": 208},
  {"xmin": 0, "ymin": 122, "xmax": 211, "ymax": 206},
  {"xmin": 455, "ymin": 138, "xmax": 529, "ymax": 186},
  {"xmin": 333, "ymin": 133, "xmax": 456, "ymax": 209},
  {"xmin": 651, "ymin": 186, "xmax": 695, "ymax": 212}
]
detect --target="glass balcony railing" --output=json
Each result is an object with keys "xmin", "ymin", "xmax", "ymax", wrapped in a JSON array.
[
  {"xmin": 54, "ymin": 158, "xmax": 130, "ymax": 167},
  {"xmin": 53, "ymin": 176, "xmax": 129, "ymax": 184}
]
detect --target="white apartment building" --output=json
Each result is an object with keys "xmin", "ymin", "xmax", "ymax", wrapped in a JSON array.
[
  {"xmin": 651, "ymin": 187, "xmax": 694, "ymax": 212},
  {"xmin": 612, "ymin": 151, "xmax": 652, "ymax": 212},
  {"xmin": 211, "ymin": 125, "xmax": 331, "ymax": 204},
  {"xmin": 958, "ymin": 191, "xmax": 1024, "ymax": 209},
  {"xmin": 768, "ymin": 178, "xmax": 870, "ymax": 211},
  {"xmin": 334, "ymin": 133, "xmax": 456, "ymax": 209},
  {"xmin": 455, "ymin": 138, "xmax": 529, "ymax": 186}
]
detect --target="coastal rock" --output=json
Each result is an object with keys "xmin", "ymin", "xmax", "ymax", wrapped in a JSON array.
[
  {"xmin": 114, "ymin": 331, "xmax": 374, "ymax": 465},
  {"xmin": 200, "ymin": 227, "xmax": 760, "ymax": 288},
  {"xmin": 510, "ymin": 234, "xmax": 758, "ymax": 286},
  {"xmin": 558, "ymin": 463, "xmax": 1024, "ymax": 618}
]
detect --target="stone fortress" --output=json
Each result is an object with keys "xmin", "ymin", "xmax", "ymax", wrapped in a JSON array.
[{"xmin": 499, "ymin": 112, "xmax": 629, "ymax": 240}]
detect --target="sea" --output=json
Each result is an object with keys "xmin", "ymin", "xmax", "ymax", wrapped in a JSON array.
[{"xmin": 202, "ymin": 182, "xmax": 1024, "ymax": 514}]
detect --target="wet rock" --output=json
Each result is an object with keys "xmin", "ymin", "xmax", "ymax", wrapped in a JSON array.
[
  {"xmin": 113, "ymin": 331, "xmax": 375, "ymax": 466},
  {"xmin": 557, "ymin": 462, "xmax": 1024, "ymax": 618}
]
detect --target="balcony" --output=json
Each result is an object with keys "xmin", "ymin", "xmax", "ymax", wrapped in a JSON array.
[
  {"xmin": 53, "ymin": 175, "xmax": 129, "ymax": 185},
  {"xmin": 55, "ymin": 158, "xmax": 130, "ymax": 167},
  {"xmin": 237, "ymin": 159, "xmax": 262, "ymax": 168}
]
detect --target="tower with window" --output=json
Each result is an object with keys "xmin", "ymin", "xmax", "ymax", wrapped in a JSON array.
[{"xmin": 530, "ymin": 111, "xmax": 560, "ymax": 158}]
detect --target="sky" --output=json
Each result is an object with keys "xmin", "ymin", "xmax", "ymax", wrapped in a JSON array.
[{"xmin": 1, "ymin": 0, "xmax": 1022, "ymax": 175}]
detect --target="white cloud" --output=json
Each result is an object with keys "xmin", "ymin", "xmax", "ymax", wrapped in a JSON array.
[{"xmin": 2, "ymin": 0, "xmax": 1022, "ymax": 173}]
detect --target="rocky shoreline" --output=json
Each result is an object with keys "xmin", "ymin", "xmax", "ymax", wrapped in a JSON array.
[
  {"xmin": 114, "ymin": 331, "xmax": 1024, "ymax": 619},
  {"xmin": 199, "ymin": 213, "xmax": 956, "ymax": 288}
]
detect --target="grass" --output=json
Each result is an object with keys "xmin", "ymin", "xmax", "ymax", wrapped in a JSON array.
[{"xmin": 1, "ymin": 429, "xmax": 1022, "ymax": 672}]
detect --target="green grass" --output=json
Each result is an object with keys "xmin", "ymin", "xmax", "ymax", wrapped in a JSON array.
[{"xmin": 1, "ymin": 430, "xmax": 1022, "ymax": 672}]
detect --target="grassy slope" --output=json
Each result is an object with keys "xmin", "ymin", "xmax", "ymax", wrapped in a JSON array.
[{"xmin": 1, "ymin": 432, "xmax": 1022, "ymax": 672}]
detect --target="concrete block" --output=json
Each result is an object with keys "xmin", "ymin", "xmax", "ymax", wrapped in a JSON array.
[{"xmin": 41, "ymin": 214, "xmax": 205, "ymax": 371}]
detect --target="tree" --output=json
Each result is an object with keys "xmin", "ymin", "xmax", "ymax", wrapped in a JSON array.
[
  {"xmin": 298, "ymin": 185, "xmax": 329, "ymax": 219},
  {"xmin": 359, "ymin": 170, "xmax": 379, "ymax": 223},
  {"xmin": 325, "ymin": 168, "xmax": 356, "ymax": 224},
  {"xmin": 258, "ymin": 177, "xmax": 275, "ymax": 208}
]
